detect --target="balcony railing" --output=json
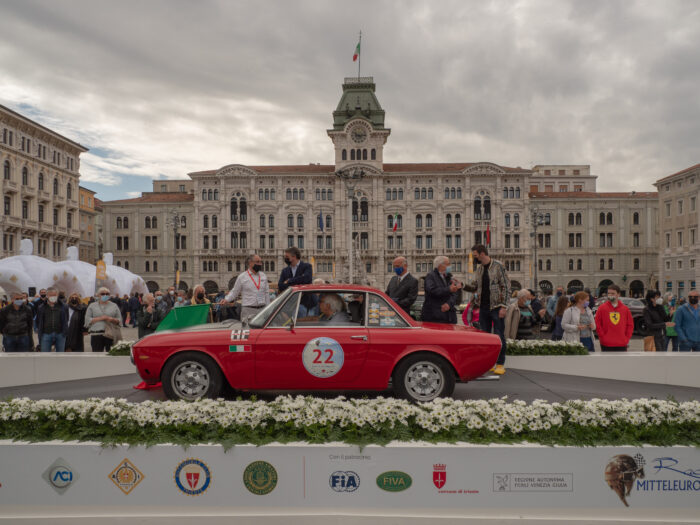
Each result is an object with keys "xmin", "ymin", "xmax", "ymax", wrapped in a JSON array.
[
  {"xmin": 3, "ymin": 180, "xmax": 18, "ymax": 193},
  {"xmin": 38, "ymin": 190, "xmax": 51, "ymax": 202}
]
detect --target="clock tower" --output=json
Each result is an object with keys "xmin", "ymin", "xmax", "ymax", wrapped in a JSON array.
[{"xmin": 327, "ymin": 76, "xmax": 390, "ymax": 172}]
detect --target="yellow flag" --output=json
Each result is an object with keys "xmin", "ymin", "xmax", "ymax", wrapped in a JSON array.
[
  {"xmin": 468, "ymin": 252, "xmax": 474, "ymax": 274},
  {"xmin": 176, "ymin": 270, "xmax": 181, "ymax": 286},
  {"xmin": 96, "ymin": 260, "xmax": 107, "ymax": 280}
]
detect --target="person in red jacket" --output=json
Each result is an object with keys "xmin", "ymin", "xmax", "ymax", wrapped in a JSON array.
[{"xmin": 594, "ymin": 284, "xmax": 634, "ymax": 351}]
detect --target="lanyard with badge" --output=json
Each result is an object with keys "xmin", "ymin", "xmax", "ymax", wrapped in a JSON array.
[{"xmin": 247, "ymin": 270, "xmax": 261, "ymax": 290}]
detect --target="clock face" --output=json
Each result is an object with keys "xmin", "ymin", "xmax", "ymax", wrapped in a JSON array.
[{"xmin": 351, "ymin": 127, "xmax": 367, "ymax": 143}]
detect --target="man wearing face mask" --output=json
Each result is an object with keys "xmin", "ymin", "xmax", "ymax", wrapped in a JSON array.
[
  {"xmin": 505, "ymin": 289, "xmax": 536, "ymax": 340},
  {"xmin": 221, "ymin": 254, "xmax": 270, "ymax": 322},
  {"xmin": 0, "ymin": 292, "xmax": 34, "ymax": 352},
  {"xmin": 546, "ymin": 286, "xmax": 565, "ymax": 320},
  {"xmin": 385, "ymin": 256, "xmax": 418, "ymax": 315},
  {"xmin": 641, "ymin": 290, "xmax": 673, "ymax": 352},
  {"xmin": 278, "ymin": 246, "xmax": 314, "ymax": 315},
  {"xmin": 674, "ymin": 290, "xmax": 700, "ymax": 352},
  {"xmin": 594, "ymin": 284, "xmax": 633, "ymax": 352},
  {"xmin": 421, "ymin": 255, "xmax": 461, "ymax": 325},
  {"xmin": 65, "ymin": 294, "xmax": 87, "ymax": 352},
  {"xmin": 463, "ymin": 244, "xmax": 510, "ymax": 375},
  {"xmin": 154, "ymin": 290, "xmax": 170, "ymax": 317},
  {"xmin": 84, "ymin": 287, "xmax": 122, "ymax": 352},
  {"xmin": 36, "ymin": 288, "xmax": 69, "ymax": 352}
]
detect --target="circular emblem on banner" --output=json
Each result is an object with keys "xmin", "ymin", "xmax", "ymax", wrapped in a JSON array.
[
  {"xmin": 243, "ymin": 461, "xmax": 278, "ymax": 495},
  {"xmin": 302, "ymin": 337, "xmax": 345, "ymax": 378},
  {"xmin": 174, "ymin": 458, "xmax": 211, "ymax": 496}
]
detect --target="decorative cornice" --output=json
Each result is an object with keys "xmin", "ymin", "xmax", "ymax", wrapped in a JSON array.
[
  {"xmin": 215, "ymin": 164, "xmax": 258, "ymax": 178},
  {"xmin": 463, "ymin": 163, "xmax": 507, "ymax": 176}
]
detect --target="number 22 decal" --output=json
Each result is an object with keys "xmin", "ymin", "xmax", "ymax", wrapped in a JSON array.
[
  {"xmin": 312, "ymin": 348, "xmax": 334, "ymax": 364},
  {"xmin": 302, "ymin": 337, "xmax": 345, "ymax": 378}
]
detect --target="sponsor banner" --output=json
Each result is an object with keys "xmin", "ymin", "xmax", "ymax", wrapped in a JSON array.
[{"xmin": 0, "ymin": 444, "xmax": 698, "ymax": 511}]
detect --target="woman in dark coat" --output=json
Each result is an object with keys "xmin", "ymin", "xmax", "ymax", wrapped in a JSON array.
[
  {"xmin": 65, "ymin": 293, "xmax": 87, "ymax": 352},
  {"xmin": 642, "ymin": 290, "xmax": 672, "ymax": 352},
  {"xmin": 137, "ymin": 293, "xmax": 165, "ymax": 338}
]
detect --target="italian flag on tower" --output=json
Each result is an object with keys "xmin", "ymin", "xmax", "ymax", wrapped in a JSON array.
[
  {"xmin": 353, "ymin": 40, "xmax": 360, "ymax": 62},
  {"xmin": 392, "ymin": 213, "xmax": 398, "ymax": 232}
]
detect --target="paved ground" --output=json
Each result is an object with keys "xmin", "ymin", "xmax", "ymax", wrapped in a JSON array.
[{"xmin": 1, "ymin": 368, "xmax": 698, "ymax": 403}]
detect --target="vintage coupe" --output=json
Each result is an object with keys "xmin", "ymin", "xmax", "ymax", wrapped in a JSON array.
[{"xmin": 131, "ymin": 285, "xmax": 501, "ymax": 402}]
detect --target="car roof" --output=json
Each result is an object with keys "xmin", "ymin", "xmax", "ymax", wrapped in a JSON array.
[{"xmin": 292, "ymin": 284, "xmax": 385, "ymax": 293}]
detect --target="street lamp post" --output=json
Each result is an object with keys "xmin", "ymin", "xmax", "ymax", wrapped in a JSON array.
[
  {"xmin": 529, "ymin": 207, "xmax": 545, "ymax": 292},
  {"xmin": 167, "ymin": 209, "xmax": 181, "ymax": 288},
  {"xmin": 335, "ymin": 167, "xmax": 364, "ymax": 284}
]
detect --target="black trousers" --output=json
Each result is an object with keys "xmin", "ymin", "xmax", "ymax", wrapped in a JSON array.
[
  {"xmin": 601, "ymin": 345, "xmax": 627, "ymax": 352},
  {"xmin": 90, "ymin": 335, "xmax": 112, "ymax": 352}
]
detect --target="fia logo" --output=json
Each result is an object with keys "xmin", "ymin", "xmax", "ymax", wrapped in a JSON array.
[
  {"xmin": 42, "ymin": 458, "xmax": 79, "ymax": 494},
  {"xmin": 330, "ymin": 471, "xmax": 360, "ymax": 492}
]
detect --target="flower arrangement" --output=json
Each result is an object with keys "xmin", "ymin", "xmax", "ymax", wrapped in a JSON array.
[
  {"xmin": 506, "ymin": 339, "xmax": 588, "ymax": 355},
  {"xmin": 0, "ymin": 396, "xmax": 697, "ymax": 447},
  {"xmin": 108, "ymin": 341, "xmax": 136, "ymax": 356}
]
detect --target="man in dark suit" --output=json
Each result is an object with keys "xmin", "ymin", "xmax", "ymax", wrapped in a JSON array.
[
  {"xmin": 421, "ymin": 255, "xmax": 461, "ymax": 324},
  {"xmin": 278, "ymin": 246, "xmax": 315, "ymax": 315},
  {"xmin": 385, "ymin": 256, "xmax": 418, "ymax": 314}
]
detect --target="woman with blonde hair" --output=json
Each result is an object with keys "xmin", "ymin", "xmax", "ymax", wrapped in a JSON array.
[
  {"xmin": 191, "ymin": 284, "xmax": 213, "ymax": 322},
  {"xmin": 562, "ymin": 291, "xmax": 596, "ymax": 352}
]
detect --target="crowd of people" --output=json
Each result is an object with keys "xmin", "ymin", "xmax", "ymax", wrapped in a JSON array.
[{"xmin": 2, "ymin": 244, "xmax": 699, "ymax": 358}]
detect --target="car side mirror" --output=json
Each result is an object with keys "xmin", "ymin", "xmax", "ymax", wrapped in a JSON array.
[{"xmin": 287, "ymin": 317, "xmax": 295, "ymax": 331}]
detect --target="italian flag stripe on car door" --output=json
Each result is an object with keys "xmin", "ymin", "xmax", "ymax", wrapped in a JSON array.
[{"xmin": 229, "ymin": 345, "xmax": 251, "ymax": 353}]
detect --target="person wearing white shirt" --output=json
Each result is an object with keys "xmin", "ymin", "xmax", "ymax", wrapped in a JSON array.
[{"xmin": 221, "ymin": 254, "xmax": 270, "ymax": 321}]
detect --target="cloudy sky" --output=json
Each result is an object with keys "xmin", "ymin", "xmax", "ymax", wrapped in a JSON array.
[{"xmin": 1, "ymin": 0, "xmax": 698, "ymax": 201}]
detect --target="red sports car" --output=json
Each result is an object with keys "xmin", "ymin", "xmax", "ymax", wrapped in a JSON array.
[{"xmin": 131, "ymin": 285, "xmax": 501, "ymax": 402}]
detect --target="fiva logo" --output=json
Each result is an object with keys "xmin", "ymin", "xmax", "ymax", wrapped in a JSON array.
[
  {"xmin": 376, "ymin": 471, "xmax": 412, "ymax": 492},
  {"xmin": 330, "ymin": 471, "xmax": 360, "ymax": 492}
]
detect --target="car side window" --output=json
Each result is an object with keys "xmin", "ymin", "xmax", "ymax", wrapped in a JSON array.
[
  {"xmin": 295, "ymin": 291, "xmax": 365, "ymax": 327},
  {"xmin": 266, "ymin": 292, "xmax": 300, "ymax": 328},
  {"xmin": 367, "ymin": 294, "xmax": 409, "ymax": 328}
]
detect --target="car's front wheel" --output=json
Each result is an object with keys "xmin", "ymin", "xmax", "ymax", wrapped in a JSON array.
[
  {"xmin": 162, "ymin": 352, "xmax": 224, "ymax": 401},
  {"xmin": 393, "ymin": 353, "xmax": 455, "ymax": 402}
]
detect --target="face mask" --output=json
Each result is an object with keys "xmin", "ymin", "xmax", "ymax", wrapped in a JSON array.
[
  {"xmin": 100, "ymin": 295, "xmax": 110, "ymax": 302},
  {"xmin": 655, "ymin": 298, "xmax": 664, "ymax": 305},
  {"xmin": 284, "ymin": 257, "xmax": 291, "ymax": 266},
  {"xmin": 583, "ymin": 301, "xmax": 590, "ymax": 308},
  {"xmin": 177, "ymin": 297, "xmax": 183, "ymax": 303},
  {"xmin": 155, "ymin": 296, "xmax": 162, "ymax": 302},
  {"xmin": 524, "ymin": 300, "xmax": 531, "ymax": 306},
  {"xmin": 70, "ymin": 298, "xmax": 78, "ymax": 305},
  {"xmin": 196, "ymin": 293, "xmax": 205, "ymax": 300},
  {"xmin": 556, "ymin": 291, "xmax": 563, "ymax": 297},
  {"xmin": 14, "ymin": 299, "xmax": 24, "ymax": 307},
  {"xmin": 445, "ymin": 266, "xmax": 452, "ymax": 274},
  {"xmin": 689, "ymin": 296, "xmax": 699, "ymax": 305},
  {"xmin": 393, "ymin": 267, "xmax": 403, "ymax": 276},
  {"xmin": 169, "ymin": 290, "xmax": 174, "ymax": 296},
  {"xmin": 48, "ymin": 296, "xmax": 58, "ymax": 304},
  {"xmin": 607, "ymin": 295, "xmax": 617, "ymax": 303},
  {"xmin": 40, "ymin": 294, "xmax": 46, "ymax": 299},
  {"xmin": 252, "ymin": 264, "xmax": 262, "ymax": 273}
]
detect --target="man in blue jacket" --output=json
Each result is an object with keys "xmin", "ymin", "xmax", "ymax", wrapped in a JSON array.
[
  {"xmin": 675, "ymin": 290, "xmax": 700, "ymax": 351},
  {"xmin": 278, "ymin": 246, "xmax": 315, "ymax": 316}
]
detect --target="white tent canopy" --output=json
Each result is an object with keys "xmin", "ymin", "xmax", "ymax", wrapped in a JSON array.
[{"xmin": 0, "ymin": 240, "xmax": 148, "ymax": 297}]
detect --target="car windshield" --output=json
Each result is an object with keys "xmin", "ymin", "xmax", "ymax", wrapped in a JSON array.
[{"xmin": 248, "ymin": 288, "xmax": 293, "ymax": 328}]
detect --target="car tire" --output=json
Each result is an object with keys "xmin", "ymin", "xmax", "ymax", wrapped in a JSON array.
[
  {"xmin": 392, "ymin": 353, "xmax": 455, "ymax": 403},
  {"xmin": 161, "ymin": 351, "xmax": 224, "ymax": 401}
]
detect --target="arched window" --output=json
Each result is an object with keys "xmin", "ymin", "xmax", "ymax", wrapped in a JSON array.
[
  {"xmin": 415, "ymin": 188, "xmax": 420, "ymax": 200},
  {"xmin": 208, "ymin": 189, "xmax": 213, "ymax": 200},
  {"xmin": 569, "ymin": 259, "xmax": 574, "ymax": 271},
  {"xmin": 546, "ymin": 259, "xmax": 551, "ymax": 271},
  {"xmin": 371, "ymin": 149, "xmax": 376, "ymax": 160},
  {"xmin": 317, "ymin": 189, "xmax": 321, "ymax": 200},
  {"xmin": 239, "ymin": 198, "xmax": 247, "ymax": 220},
  {"xmin": 633, "ymin": 258, "xmax": 640, "ymax": 270},
  {"xmin": 228, "ymin": 261, "xmax": 233, "ymax": 272},
  {"xmin": 608, "ymin": 258, "xmax": 614, "ymax": 270},
  {"xmin": 287, "ymin": 214, "xmax": 294, "ymax": 228},
  {"xmin": 152, "ymin": 216, "xmax": 157, "ymax": 228},
  {"xmin": 231, "ymin": 232, "xmax": 238, "ymax": 248},
  {"xmin": 53, "ymin": 178, "xmax": 59, "ymax": 195},
  {"xmin": 576, "ymin": 213, "xmax": 582, "ymax": 225},
  {"xmin": 269, "ymin": 214, "xmax": 274, "ymax": 228},
  {"xmin": 428, "ymin": 188, "xmax": 433, "ymax": 199},
  {"xmin": 387, "ymin": 215, "xmax": 393, "ymax": 229},
  {"xmin": 600, "ymin": 258, "xmax": 605, "ymax": 270},
  {"xmin": 392, "ymin": 189, "xmax": 397, "ymax": 201},
  {"xmin": 362, "ymin": 149, "xmax": 367, "ymax": 160},
  {"xmin": 327, "ymin": 189, "xmax": 333, "ymax": 200},
  {"xmin": 386, "ymin": 189, "xmax": 392, "ymax": 200},
  {"xmin": 145, "ymin": 261, "xmax": 150, "ymax": 272},
  {"xmin": 260, "ymin": 214, "xmax": 266, "ymax": 228},
  {"xmin": 292, "ymin": 189, "xmax": 298, "ymax": 200},
  {"xmin": 214, "ymin": 261, "xmax": 218, "ymax": 272},
  {"xmin": 230, "ymin": 199, "xmax": 238, "ymax": 220},
  {"xmin": 123, "ymin": 217, "xmax": 128, "ymax": 228},
  {"xmin": 326, "ymin": 215, "xmax": 332, "ymax": 228},
  {"xmin": 633, "ymin": 212, "xmax": 639, "ymax": 225},
  {"xmin": 286, "ymin": 189, "xmax": 292, "ymax": 200},
  {"xmin": 456, "ymin": 187, "xmax": 461, "ymax": 199},
  {"xmin": 474, "ymin": 197, "xmax": 482, "ymax": 220},
  {"xmin": 599, "ymin": 212, "xmax": 605, "ymax": 225},
  {"xmin": 421, "ymin": 188, "xmax": 427, "ymax": 200},
  {"xmin": 416, "ymin": 214, "xmax": 422, "ymax": 228},
  {"xmin": 212, "ymin": 215, "xmax": 217, "ymax": 228},
  {"xmin": 213, "ymin": 190, "xmax": 218, "ymax": 200},
  {"xmin": 299, "ymin": 189, "xmax": 305, "ymax": 200},
  {"xmin": 203, "ymin": 215, "xmax": 209, "ymax": 228},
  {"xmin": 180, "ymin": 216, "xmax": 186, "ymax": 227},
  {"xmin": 264, "ymin": 189, "xmax": 269, "ymax": 200},
  {"xmin": 503, "ymin": 187, "xmax": 508, "ymax": 199},
  {"xmin": 297, "ymin": 214, "xmax": 304, "ymax": 228},
  {"xmin": 20, "ymin": 167, "xmax": 27, "ymax": 185},
  {"xmin": 505, "ymin": 213, "xmax": 511, "ymax": 227},
  {"xmin": 509, "ymin": 188, "xmax": 514, "ymax": 199},
  {"xmin": 259, "ymin": 189, "xmax": 264, "ymax": 200},
  {"xmin": 445, "ymin": 188, "xmax": 450, "ymax": 199},
  {"xmin": 38, "ymin": 172, "xmax": 44, "ymax": 190},
  {"xmin": 544, "ymin": 213, "xmax": 551, "ymax": 225},
  {"xmin": 606, "ymin": 212, "xmax": 613, "ymax": 225},
  {"xmin": 66, "ymin": 183, "xmax": 72, "ymax": 199},
  {"xmin": 145, "ymin": 217, "xmax": 151, "ymax": 228},
  {"xmin": 351, "ymin": 150, "xmax": 356, "ymax": 160},
  {"xmin": 202, "ymin": 189, "xmax": 207, "ymax": 201},
  {"xmin": 455, "ymin": 214, "xmax": 461, "ymax": 227},
  {"xmin": 236, "ymin": 261, "xmax": 241, "ymax": 271},
  {"xmin": 360, "ymin": 199, "xmax": 368, "ymax": 221},
  {"xmin": 450, "ymin": 188, "xmax": 456, "ymax": 199},
  {"xmin": 514, "ymin": 213, "xmax": 519, "ymax": 227},
  {"xmin": 2, "ymin": 160, "xmax": 9, "ymax": 180},
  {"xmin": 446, "ymin": 214, "xmax": 452, "ymax": 228},
  {"xmin": 426, "ymin": 214, "xmax": 433, "ymax": 228},
  {"xmin": 182, "ymin": 261, "xmax": 186, "ymax": 272},
  {"xmin": 538, "ymin": 260, "xmax": 543, "ymax": 271},
  {"xmin": 483, "ymin": 196, "xmax": 491, "ymax": 220},
  {"xmin": 515, "ymin": 187, "xmax": 520, "ymax": 198},
  {"xmin": 117, "ymin": 217, "xmax": 122, "ymax": 229},
  {"xmin": 342, "ymin": 149, "xmax": 347, "ymax": 161},
  {"xmin": 568, "ymin": 213, "xmax": 574, "ymax": 226},
  {"xmin": 270, "ymin": 189, "xmax": 276, "ymax": 200}
]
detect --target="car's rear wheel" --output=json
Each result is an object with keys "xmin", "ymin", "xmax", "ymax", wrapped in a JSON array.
[
  {"xmin": 393, "ymin": 353, "xmax": 455, "ymax": 402},
  {"xmin": 162, "ymin": 352, "xmax": 224, "ymax": 401}
]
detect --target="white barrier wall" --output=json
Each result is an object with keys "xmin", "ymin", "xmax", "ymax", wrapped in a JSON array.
[
  {"xmin": 0, "ymin": 442, "xmax": 697, "ymax": 524},
  {"xmin": 0, "ymin": 354, "xmax": 134, "ymax": 387}
]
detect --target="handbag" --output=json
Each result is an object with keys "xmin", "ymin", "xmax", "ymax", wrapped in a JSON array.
[{"xmin": 99, "ymin": 304, "xmax": 123, "ymax": 342}]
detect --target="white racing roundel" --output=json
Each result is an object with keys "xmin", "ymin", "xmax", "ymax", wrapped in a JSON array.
[{"xmin": 302, "ymin": 337, "xmax": 345, "ymax": 378}]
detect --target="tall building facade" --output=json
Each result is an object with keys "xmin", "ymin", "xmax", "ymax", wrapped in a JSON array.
[
  {"xmin": 655, "ymin": 164, "xmax": 699, "ymax": 298},
  {"xmin": 102, "ymin": 76, "xmax": 660, "ymax": 297},
  {"xmin": 1, "ymin": 104, "xmax": 88, "ymax": 259},
  {"xmin": 78, "ymin": 185, "xmax": 97, "ymax": 263}
]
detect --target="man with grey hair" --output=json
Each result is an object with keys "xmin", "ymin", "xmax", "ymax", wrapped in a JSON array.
[
  {"xmin": 421, "ymin": 256, "xmax": 461, "ymax": 324},
  {"xmin": 221, "ymin": 253, "xmax": 270, "ymax": 321},
  {"xmin": 84, "ymin": 287, "xmax": 122, "ymax": 352},
  {"xmin": 504, "ymin": 289, "xmax": 536, "ymax": 340},
  {"xmin": 136, "ymin": 293, "xmax": 164, "ymax": 338},
  {"xmin": 36, "ymin": 288, "xmax": 68, "ymax": 352},
  {"xmin": 386, "ymin": 256, "xmax": 418, "ymax": 314},
  {"xmin": 318, "ymin": 293, "xmax": 351, "ymax": 325}
]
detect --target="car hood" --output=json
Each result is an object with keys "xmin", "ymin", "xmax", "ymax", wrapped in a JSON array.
[{"xmin": 141, "ymin": 319, "xmax": 244, "ymax": 339}]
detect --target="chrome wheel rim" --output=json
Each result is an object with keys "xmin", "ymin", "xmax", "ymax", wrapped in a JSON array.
[
  {"xmin": 404, "ymin": 361, "xmax": 444, "ymax": 401},
  {"xmin": 171, "ymin": 361, "xmax": 210, "ymax": 400}
]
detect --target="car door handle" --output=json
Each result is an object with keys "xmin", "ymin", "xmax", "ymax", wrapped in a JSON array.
[{"xmin": 350, "ymin": 335, "xmax": 367, "ymax": 341}]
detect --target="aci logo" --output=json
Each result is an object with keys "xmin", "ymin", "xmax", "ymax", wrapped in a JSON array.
[
  {"xmin": 376, "ymin": 471, "xmax": 412, "ymax": 492},
  {"xmin": 42, "ymin": 458, "xmax": 78, "ymax": 495},
  {"xmin": 174, "ymin": 458, "xmax": 211, "ymax": 496},
  {"xmin": 330, "ymin": 471, "xmax": 360, "ymax": 492}
]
